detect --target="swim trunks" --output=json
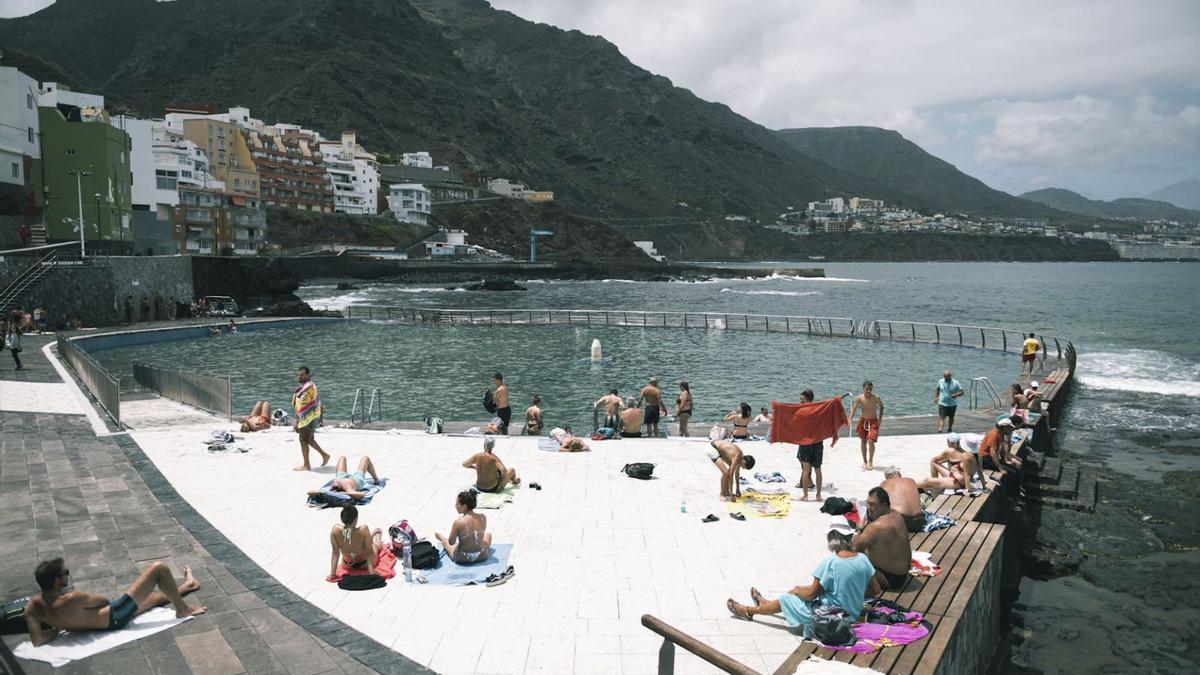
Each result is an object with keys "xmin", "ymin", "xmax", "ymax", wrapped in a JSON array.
[
  {"xmin": 938, "ymin": 404, "xmax": 957, "ymax": 420},
  {"xmin": 495, "ymin": 407, "xmax": 511, "ymax": 433},
  {"xmin": 879, "ymin": 568, "xmax": 909, "ymax": 590},
  {"xmin": 604, "ymin": 414, "xmax": 619, "ymax": 429},
  {"xmin": 1022, "ymin": 353, "xmax": 1036, "ymax": 364},
  {"xmin": 797, "ymin": 442, "xmax": 824, "ymax": 467},
  {"xmin": 621, "ymin": 431, "xmax": 642, "ymax": 438},
  {"xmin": 107, "ymin": 593, "xmax": 137, "ymax": 630},
  {"xmin": 902, "ymin": 512, "xmax": 925, "ymax": 533},
  {"xmin": 856, "ymin": 417, "xmax": 880, "ymax": 441},
  {"xmin": 644, "ymin": 406, "xmax": 660, "ymax": 425},
  {"xmin": 707, "ymin": 448, "xmax": 720, "ymax": 462}
]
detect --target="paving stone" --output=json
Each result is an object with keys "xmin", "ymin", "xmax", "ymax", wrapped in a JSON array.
[{"xmin": 176, "ymin": 629, "xmax": 246, "ymax": 675}]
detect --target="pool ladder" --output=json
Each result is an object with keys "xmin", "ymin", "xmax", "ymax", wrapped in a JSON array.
[
  {"xmin": 350, "ymin": 388, "xmax": 382, "ymax": 425},
  {"xmin": 969, "ymin": 377, "xmax": 1004, "ymax": 410}
]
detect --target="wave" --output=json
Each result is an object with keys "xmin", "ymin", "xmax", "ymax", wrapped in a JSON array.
[
  {"xmin": 719, "ymin": 288, "xmax": 820, "ymax": 297},
  {"xmin": 391, "ymin": 287, "xmax": 466, "ymax": 294},
  {"xmin": 1077, "ymin": 349, "xmax": 1200, "ymax": 398},
  {"xmin": 303, "ymin": 291, "xmax": 373, "ymax": 310},
  {"xmin": 767, "ymin": 272, "xmax": 870, "ymax": 282}
]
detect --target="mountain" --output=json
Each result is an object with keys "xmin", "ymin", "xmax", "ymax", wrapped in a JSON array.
[
  {"xmin": 775, "ymin": 126, "xmax": 1066, "ymax": 219},
  {"xmin": 1020, "ymin": 188, "xmax": 1200, "ymax": 223},
  {"xmin": 0, "ymin": 0, "xmax": 907, "ymax": 219},
  {"xmin": 1145, "ymin": 178, "xmax": 1200, "ymax": 211}
]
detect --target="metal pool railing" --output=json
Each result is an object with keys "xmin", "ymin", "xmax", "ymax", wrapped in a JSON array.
[
  {"xmin": 345, "ymin": 306, "xmax": 1076, "ymax": 361},
  {"xmin": 56, "ymin": 335, "xmax": 122, "ymax": 426},
  {"xmin": 133, "ymin": 362, "xmax": 233, "ymax": 420}
]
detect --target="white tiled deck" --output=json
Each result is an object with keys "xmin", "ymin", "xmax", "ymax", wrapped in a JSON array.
[{"xmin": 130, "ymin": 420, "xmax": 950, "ymax": 674}]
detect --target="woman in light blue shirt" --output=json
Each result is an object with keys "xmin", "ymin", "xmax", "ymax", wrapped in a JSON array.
[{"xmin": 727, "ymin": 530, "xmax": 880, "ymax": 625}]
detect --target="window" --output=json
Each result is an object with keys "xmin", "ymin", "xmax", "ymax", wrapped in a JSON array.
[
  {"xmin": 26, "ymin": 93, "xmax": 33, "ymax": 109},
  {"xmin": 65, "ymin": 149, "xmax": 76, "ymax": 157},
  {"xmin": 156, "ymin": 169, "xmax": 178, "ymax": 191},
  {"xmin": 10, "ymin": 163, "xmax": 18, "ymax": 178},
  {"xmin": 27, "ymin": 127, "xmax": 34, "ymax": 143}
]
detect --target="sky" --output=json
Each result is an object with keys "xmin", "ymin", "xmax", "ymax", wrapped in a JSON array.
[{"xmin": 3, "ymin": 0, "xmax": 1198, "ymax": 200}]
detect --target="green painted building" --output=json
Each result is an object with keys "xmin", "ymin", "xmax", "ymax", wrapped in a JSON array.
[{"xmin": 35, "ymin": 105, "xmax": 132, "ymax": 246}]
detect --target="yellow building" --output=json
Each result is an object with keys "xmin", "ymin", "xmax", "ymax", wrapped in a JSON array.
[
  {"xmin": 523, "ymin": 190, "xmax": 555, "ymax": 203},
  {"xmin": 181, "ymin": 118, "xmax": 260, "ymax": 198}
]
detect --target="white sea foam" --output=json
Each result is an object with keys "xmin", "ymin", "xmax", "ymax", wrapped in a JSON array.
[
  {"xmin": 719, "ymin": 288, "xmax": 820, "ymax": 297},
  {"xmin": 302, "ymin": 291, "xmax": 373, "ymax": 311},
  {"xmin": 1078, "ymin": 350, "xmax": 1200, "ymax": 398}
]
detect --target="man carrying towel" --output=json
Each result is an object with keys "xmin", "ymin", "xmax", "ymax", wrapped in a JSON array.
[
  {"xmin": 292, "ymin": 366, "xmax": 330, "ymax": 471},
  {"xmin": 23, "ymin": 559, "xmax": 205, "ymax": 646}
]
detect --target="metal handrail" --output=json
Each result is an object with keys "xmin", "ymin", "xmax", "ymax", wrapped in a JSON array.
[
  {"xmin": 133, "ymin": 362, "xmax": 232, "ymax": 420},
  {"xmin": 641, "ymin": 615, "xmax": 761, "ymax": 675},
  {"xmin": 366, "ymin": 388, "xmax": 381, "ymax": 422},
  {"xmin": 350, "ymin": 388, "xmax": 382, "ymax": 425},
  {"xmin": 56, "ymin": 335, "xmax": 122, "ymax": 426},
  {"xmin": 346, "ymin": 306, "xmax": 1075, "ymax": 359},
  {"xmin": 969, "ymin": 377, "xmax": 1004, "ymax": 410}
]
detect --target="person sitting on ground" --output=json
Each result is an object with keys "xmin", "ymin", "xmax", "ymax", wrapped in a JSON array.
[
  {"xmin": 727, "ymin": 530, "xmax": 879, "ymax": 623},
  {"xmin": 240, "ymin": 401, "xmax": 272, "ymax": 432},
  {"xmin": 724, "ymin": 402, "xmax": 753, "ymax": 439},
  {"xmin": 880, "ymin": 467, "xmax": 925, "ymax": 533},
  {"xmin": 980, "ymin": 417, "xmax": 1022, "ymax": 473},
  {"xmin": 619, "ymin": 397, "xmax": 644, "ymax": 438},
  {"xmin": 1024, "ymin": 381, "xmax": 1043, "ymax": 413},
  {"xmin": 708, "ymin": 439, "xmax": 756, "ymax": 501},
  {"xmin": 595, "ymin": 389, "xmax": 623, "ymax": 430},
  {"xmin": 1009, "ymin": 383, "xmax": 1027, "ymax": 410},
  {"xmin": 23, "ymin": 558, "xmax": 205, "ymax": 646},
  {"xmin": 549, "ymin": 427, "xmax": 589, "ymax": 452},
  {"xmin": 435, "ymin": 490, "xmax": 492, "ymax": 565},
  {"xmin": 307, "ymin": 456, "xmax": 381, "ymax": 501},
  {"xmin": 463, "ymin": 437, "xmax": 519, "ymax": 492},
  {"xmin": 852, "ymin": 487, "xmax": 913, "ymax": 591},
  {"xmin": 753, "ymin": 406, "xmax": 773, "ymax": 423},
  {"xmin": 325, "ymin": 505, "xmax": 384, "ymax": 581},
  {"xmin": 524, "ymin": 395, "xmax": 544, "ymax": 435},
  {"xmin": 922, "ymin": 433, "xmax": 992, "ymax": 492}
]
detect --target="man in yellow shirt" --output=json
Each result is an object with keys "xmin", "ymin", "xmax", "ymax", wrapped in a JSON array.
[{"xmin": 1021, "ymin": 333, "xmax": 1040, "ymax": 376}]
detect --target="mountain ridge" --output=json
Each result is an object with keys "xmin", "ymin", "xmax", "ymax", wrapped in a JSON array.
[
  {"xmin": 1020, "ymin": 187, "xmax": 1200, "ymax": 223},
  {"xmin": 1145, "ymin": 178, "xmax": 1200, "ymax": 211}
]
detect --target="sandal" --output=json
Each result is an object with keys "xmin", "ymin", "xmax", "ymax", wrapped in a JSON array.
[
  {"xmin": 529, "ymin": 482, "xmax": 542, "ymax": 490},
  {"xmin": 727, "ymin": 599, "xmax": 752, "ymax": 621},
  {"xmin": 702, "ymin": 514, "xmax": 719, "ymax": 523},
  {"xmin": 751, "ymin": 587, "xmax": 764, "ymax": 605},
  {"xmin": 731, "ymin": 512, "xmax": 746, "ymax": 521}
]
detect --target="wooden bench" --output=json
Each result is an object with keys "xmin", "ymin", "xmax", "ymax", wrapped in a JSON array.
[{"xmin": 771, "ymin": 490, "xmax": 1006, "ymax": 675}]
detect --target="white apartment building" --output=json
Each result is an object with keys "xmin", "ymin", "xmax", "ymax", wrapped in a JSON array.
[
  {"xmin": 38, "ymin": 82, "xmax": 105, "ymax": 111},
  {"xmin": 487, "ymin": 178, "xmax": 527, "ymax": 199},
  {"xmin": 319, "ymin": 132, "xmax": 379, "ymax": 215},
  {"xmin": 807, "ymin": 197, "xmax": 845, "ymax": 215},
  {"xmin": 0, "ymin": 66, "xmax": 40, "ymax": 187},
  {"xmin": 387, "ymin": 183, "xmax": 431, "ymax": 226},
  {"xmin": 850, "ymin": 197, "xmax": 884, "ymax": 211},
  {"xmin": 401, "ymin": 151, "xmax": 433, "ymax": 169}
]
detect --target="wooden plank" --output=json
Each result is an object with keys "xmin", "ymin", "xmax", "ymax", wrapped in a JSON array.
[
  {"xmin": 906, "ymin": 523, "xmax": 985, "ymax": 615},
  {"xmin": 928, "ymin": 524, "xmax": 1002, "ymax": 618},
  {"xmin": 771, "ymin": 643, "xmax": 818, "ymax": 675},
  {"xmin": 888, "ymin": 522, "xmax": 980, "ymax": 610},
  {"xmin": 925, "ymin": 524, "xmax": 995, "ymax": 617},
  {"xmin": 888, "ymin": 612, "xmax": 958, "ymax": 675}
]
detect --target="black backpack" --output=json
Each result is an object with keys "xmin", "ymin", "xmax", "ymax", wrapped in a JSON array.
[
  {"xmin": 482, "ymin": 389, "xmax": 497, "ymax": 413},
  {"xmin": 622, "ymin": 463, "xmax": 656, "ymax": 480},
  {"xmin": 410, "ymin": 540, "xmax": 440, "ymax": 569}
]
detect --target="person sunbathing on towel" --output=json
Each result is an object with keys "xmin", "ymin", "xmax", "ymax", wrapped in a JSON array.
[
  {"xmin": 709, "ymin": 439, "xmax": 756, "ymax": 501},
  {"xmin": 307, "ymin": 455, "xmax": 381, "ymax": 501},
  {"xmin": 326, "ymin": 505, "xmax": 383, "ymax": 581},
  {"xmin": 436, "ymin": 490, "xmax": 492, "ymax": 565},
  {"xmin": 727, "ymin": 530, "xmax": 879, "ymax": 623},
  {"xmin": 23, "ymin": 558, "xmax": 206, "ymax": 646},
  {"xmin": 463, "ymin": 437, "xmax": 520, "ymax": 493},
  {"xmin": 239, "ymin": 400, "xmax": 272, "ymax": 432},
  {"xmin": 549, "ymin": 427, "xmax": 589, "ymax": 452}
]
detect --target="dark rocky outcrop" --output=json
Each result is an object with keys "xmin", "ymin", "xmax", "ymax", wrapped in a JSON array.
[{"xmin": 462, "ymin": 279, "xmax": 526, "ymax": 292}]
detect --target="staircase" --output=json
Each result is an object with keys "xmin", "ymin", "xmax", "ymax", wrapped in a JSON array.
[
  {"xmin": 1022, "ymin": 450, "xmax": 1098, "ymax": 512},
  {"xmin": 27, "ymin": 224, "xmax": 47, "ymax": 246},
  {"xmin": 0, "ymin": 250, "xmax": 65, "ymax": 315}
]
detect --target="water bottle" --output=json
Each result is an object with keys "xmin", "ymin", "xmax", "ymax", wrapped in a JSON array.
[
  {"xmin": 402, "ymin": 544, "xmax": 413, "ymax": 582},
  {"xmin": 680, "ymin": 493, "xmax": 687, "ymax": 513}
]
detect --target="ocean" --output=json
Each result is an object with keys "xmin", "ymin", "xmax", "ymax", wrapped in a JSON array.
[{"xmin": 93, "ymin": 261, "xmax": 1200, "ymax": 673}]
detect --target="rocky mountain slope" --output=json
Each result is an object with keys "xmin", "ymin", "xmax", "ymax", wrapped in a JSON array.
[
  {"xmin": 1145, "ymin": 178, "xmax": 1200, "ymax": 211},
  {"xmin": 1020, "ymin": 188, "xmax": 1200, "ymax": 223}
]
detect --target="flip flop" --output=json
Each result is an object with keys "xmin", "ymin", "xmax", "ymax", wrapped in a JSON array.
[
  {"xmin": 702, "ymin": 514, "xmax": 719, "ymax": 523},
  {"xmin": 727, "ymin": 599, "xmax": 752, "ymax": 621},
  {"xmin": 529, "ymin": 482, "xmax": 542, "ymax": 490},
  {"xmin": 751, "ymin": 587, "xmax": 765, "ymax": 605},
  {"xmin": 731, "ymin": 512, "xmax": 747, "ymax": 521}
]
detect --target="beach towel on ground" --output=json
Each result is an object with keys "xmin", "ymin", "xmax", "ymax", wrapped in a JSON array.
[
  {"xmin": 12, "ymin": 606, "xmax": 193, "ymax": 667},
  {"xmin": 538, "ymin": 437, "xmax": 562, "ymax": 452},
  {"xmin": 418, "ymin": 544, "xmax": 513, "ymax": 586},
  {"xmin": 922, "ymin": 511, "xmax": 955, "ymax": 532},
  {"xmin": 727, "ymin": 492, "xmax": 792, "ymax": 519},
  {"xmin": 328, "ymin": 545, "xmax": 397, "ymax": 582},
  {"xmin": 745, "ymin": 485, "xmax": 788, "ymax": 495},
  {"xmin": 474, "ymin": 484, "xmax": 518, "ymax": 509},
  {"xmin": 306, "ymin": 478, "xmax": 388, "ymax": 508},
  {"xmin": 769, "ymin": 398, "xmax": 848, "ymax": 447},
  {"xmin": 910, "ymin": 551, "xmax": 941, "ymax": 577},
  {"xmin": 818, "ymin": 609, "xmax": 929, "ymax": 654}
]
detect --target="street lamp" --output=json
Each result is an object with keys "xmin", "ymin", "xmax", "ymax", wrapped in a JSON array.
[
  {"xmin": 68, "ymin": 169, "xmax": 93, "ymax": 258},
  {"xmin": 93, "ymin": 193, "xmax": 101, "ymax": 246}
]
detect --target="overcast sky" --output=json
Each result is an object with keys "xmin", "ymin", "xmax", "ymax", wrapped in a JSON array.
[{"xmin": 4, "ymin": 0, "xmax": 1197, "ymax": 200}]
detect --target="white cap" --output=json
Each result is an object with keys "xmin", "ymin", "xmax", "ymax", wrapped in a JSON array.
[
  {"xmin": 946, "ymin": 433, "xmax": 960, "ymax": 445},
  {"xmin": 1030, "ymin": 381, "xmax": 1040, "ymax": 389}
]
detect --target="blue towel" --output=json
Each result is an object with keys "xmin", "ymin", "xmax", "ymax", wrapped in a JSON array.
[
  {"xmin": 922, "ymin": 511, "xmax": 956, "ymax": 532},
  {"xmin": 306, "ymin": 478, "xmax": 387, "ymax": 509},
  {"xmin": 417, "ymin": 544, "xmax": 513, "ymax": 586}
]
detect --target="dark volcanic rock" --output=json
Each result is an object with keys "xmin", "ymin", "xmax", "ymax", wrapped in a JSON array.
[
  {"xmin": 335, "ymin": 282, "xmax": 359, "ymax": 290},
  {"xmin": 464, "ymin": 279, "xmax": 527, "ymax": 292}
]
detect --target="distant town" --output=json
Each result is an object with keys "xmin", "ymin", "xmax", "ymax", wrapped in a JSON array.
[{"xmin": 1, "ymin": 64, "xmax": 1196, "ymax": 262}]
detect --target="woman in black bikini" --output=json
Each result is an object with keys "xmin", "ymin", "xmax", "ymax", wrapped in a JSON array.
[
  {"xmin": 675, "ymin": 382, "xmax": 694, "ymax": 437},
  {"xmin": 326, "ymin": 505, "xmax": 383, "ymax": 581},
  {"xmin": 724, "ymin": 402, "xmax": 753, "ymax": 439}
]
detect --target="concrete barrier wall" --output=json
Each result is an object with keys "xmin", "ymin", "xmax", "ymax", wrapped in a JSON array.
[
  {"xmin": 72, "ymin": 317, "xmax": 342, "ymax": 353},
  {"xmin": 935, "ymin": 526, "xmax": 1006, "ymax": 675}
]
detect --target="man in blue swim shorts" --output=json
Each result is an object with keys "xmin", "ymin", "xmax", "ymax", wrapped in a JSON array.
[{"xmin": 22, "ymin": 558, "xmax": 206, "ymax": 646}]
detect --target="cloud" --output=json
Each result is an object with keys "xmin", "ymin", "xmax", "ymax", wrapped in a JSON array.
[
  {"xmin": 974, "ymin": 95, "xmax": 1200, "ymax": 169},
  {"xmin": 0, "ymin": 0, "xmax": 54, "ymax": 18}
]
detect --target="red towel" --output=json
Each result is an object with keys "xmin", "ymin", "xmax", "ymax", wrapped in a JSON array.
[
  {"xmin": 328, "ymin": 545, "xmax": 397, "ymax": 582},
  {"xmin": 769, "ymin": 398, "xmax": 848, "ymax": 446}
]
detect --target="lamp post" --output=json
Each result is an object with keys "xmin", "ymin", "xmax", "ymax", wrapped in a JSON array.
[
  {"xmin": 68, "ymin": 169, "xmax": 92, "ymax": 258},
  {"xmin": 93, "ymin": 193, "xmax": 101, "ymax": 245}
]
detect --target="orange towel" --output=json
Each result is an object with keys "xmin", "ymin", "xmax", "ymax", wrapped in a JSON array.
[
  {"xmin": 328, "ymin": 545, "xmax": 397, "ymax": 582},
  {"xmin": 769, "ymin": 398, "xmax": 848, "ymax": 446}
]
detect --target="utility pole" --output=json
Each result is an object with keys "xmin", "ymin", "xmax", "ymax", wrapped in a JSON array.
[{"xmin": 68, "ymin": 169, "xmax": 93, "ymax": 258}]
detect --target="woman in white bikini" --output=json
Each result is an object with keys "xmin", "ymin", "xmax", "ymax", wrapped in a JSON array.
[
  {"xmin": 325, "ymin": 505, "xmax": 383, "ymax": 581},
  {"xmin": 436, "ymin": 490, "xmax": 492, "ymax": 565}
]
